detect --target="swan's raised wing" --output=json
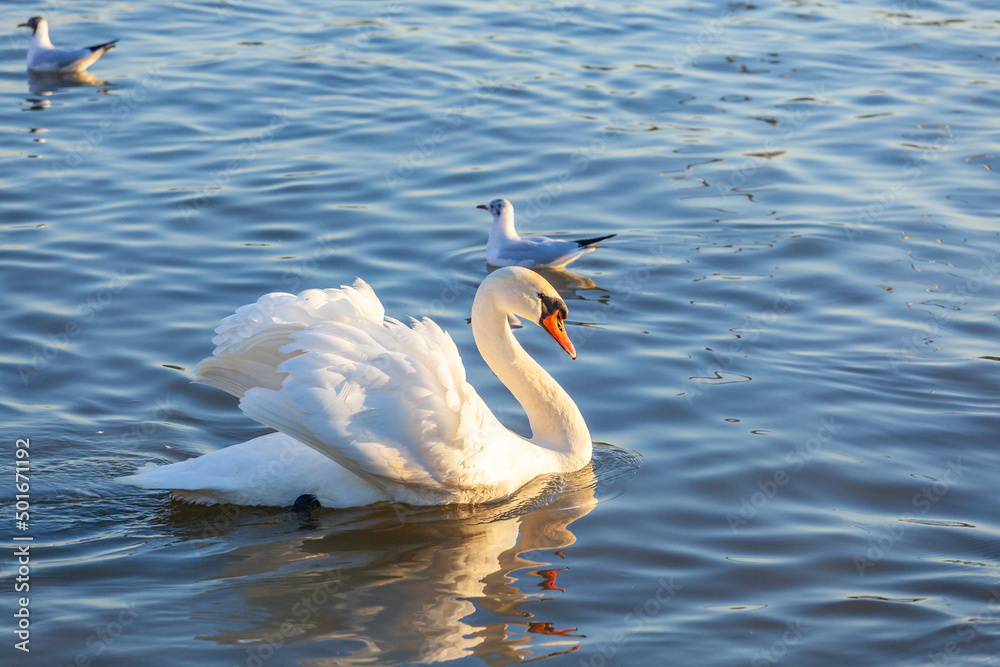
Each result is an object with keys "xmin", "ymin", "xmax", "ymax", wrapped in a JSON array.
[
  {"xmin": 197, "ymin": 280, "xmax": 384, "ymax": 396},
  {"xmin": 196, "ymin": 282, "xmax": 507, "ymax": 501},
  {"xmin": 211, "ymin": 279, "xmax": 384, "ymax": 352}
]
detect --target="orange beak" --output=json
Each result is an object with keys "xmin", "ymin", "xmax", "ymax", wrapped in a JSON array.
[{"xmin": 541, "ymin": 311, "xmax": 576, "ymax": 360}]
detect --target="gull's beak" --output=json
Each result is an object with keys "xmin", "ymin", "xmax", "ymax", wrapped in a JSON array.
[
  {"xmin": 541, "ymin": 311, "xmax": 576, "ymax": 360},
  {"xmin": 476, "ymin": 204, "xmax": 488, "ymax": 210}
]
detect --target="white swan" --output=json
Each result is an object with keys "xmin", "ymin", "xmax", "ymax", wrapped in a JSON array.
[
  {"xmin": 18, "ymin": 17, "xmax": 118, "ymax": 74},
  {"xmin": 479, "ymin": 198, "xmax": 615, "ymax": 268},
  {"xmin": 120, "ymin": 266, "xmax": 593, "ymax": 507}
]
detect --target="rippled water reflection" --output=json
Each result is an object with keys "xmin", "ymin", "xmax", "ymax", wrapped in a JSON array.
[{"xmin": 2, "ymin": 1, "xmax": 998, "ymax": 665}]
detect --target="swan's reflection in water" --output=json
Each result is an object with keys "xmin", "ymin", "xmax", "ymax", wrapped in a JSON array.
[{"xmin": 190, "ymin": 457, "xmax": 624, "ymax": 665}]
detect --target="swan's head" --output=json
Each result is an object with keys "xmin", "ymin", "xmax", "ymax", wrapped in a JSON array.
[
  {"xmin": 476, "ymin": 198, "xmax": 513, "ymax": 220},
  {"xmin": 483, "ymin": 266, "xmax": 576, "ymax": 359},
  {"xmin": 18, "ymin": 17, "xmax": 44, "ymax": 34}
]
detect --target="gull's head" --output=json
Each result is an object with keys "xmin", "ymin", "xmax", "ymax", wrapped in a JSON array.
[
  {"xmin": 18, "ymin": 17, "xmax": 43, "ymax": 35},
  {"xmin": 476, "ymin": 198, "xmax": 512, "ymax": 220}
]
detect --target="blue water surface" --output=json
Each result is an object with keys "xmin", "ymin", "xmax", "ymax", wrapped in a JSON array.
[{"xmin": 1, "ymin": 1, "xmax": 998, "ymax": 665}]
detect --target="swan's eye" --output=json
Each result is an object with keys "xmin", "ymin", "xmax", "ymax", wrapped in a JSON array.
[{"xmin": 537, "ymin": 292, "xmax": 569, "ymax": 331}]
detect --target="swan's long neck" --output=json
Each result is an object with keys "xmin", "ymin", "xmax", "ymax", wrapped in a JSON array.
[{"xmin": 471, "ymin": 289, "xmax": 591, "ymax": 465}]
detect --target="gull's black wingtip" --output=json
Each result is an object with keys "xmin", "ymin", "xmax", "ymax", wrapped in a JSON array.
[
  {"xmin": 89, "ymin": 39, "xmax": 119, "ymax": 53},
  {"xmin": 574, "ymin": 233, "xmax": 617, "ymax": 248}
]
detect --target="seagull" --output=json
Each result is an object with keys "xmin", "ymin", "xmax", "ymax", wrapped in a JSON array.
[
  {"xmin": 478, "ymin": 198, "xmax": 615, "ymax": 269},
  {"xmin": 18, "ymin": 17, "xmax": 118, "ymax": 73}
]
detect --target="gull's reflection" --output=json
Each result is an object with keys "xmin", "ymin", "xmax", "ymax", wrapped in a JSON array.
[
  {"xmin": 197, "ymin": 464, "xmax": 601, "ymax": 665},
  {"xmin": 487, "ymin": 264, "xmax": 608, "ymax": 304},
  {"xmin": 532, "ymin": 267, "xmax": 607, "ymax": 304},
  {"xmin": 27, "ymin": 69, "xmax": 111, "ymax": 96}
]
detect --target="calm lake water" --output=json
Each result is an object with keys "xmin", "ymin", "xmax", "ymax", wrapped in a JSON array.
[{"xmin": 2, "ymin": 1, "xmax": 999, "ymax": 665}]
